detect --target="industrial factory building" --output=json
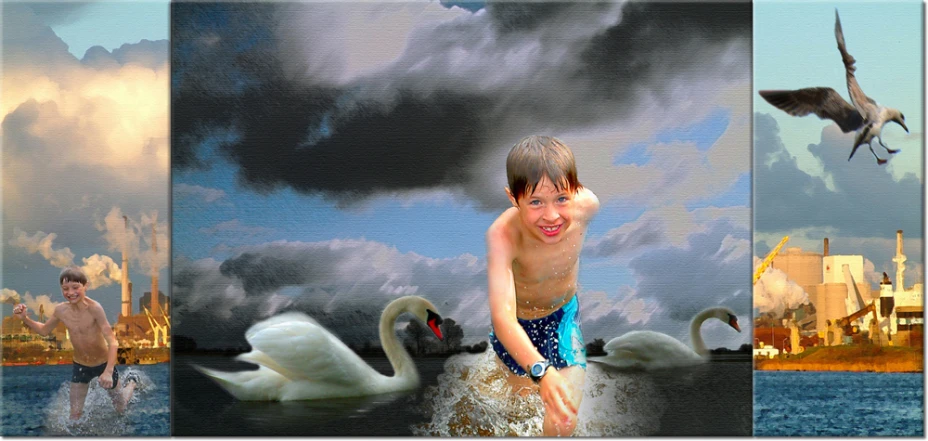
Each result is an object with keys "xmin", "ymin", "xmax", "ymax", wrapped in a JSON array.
[{"xmin": 756, "ymin": 230, "xmax": 923, "ymax": 354}]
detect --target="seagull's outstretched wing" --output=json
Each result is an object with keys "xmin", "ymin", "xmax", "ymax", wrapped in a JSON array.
[
  {"xmin": 834, "ymin": 10, "xmax": 877, "ymax": 116},
  {"xmin": 759, "ymin": 88, "xmax": 863, "ymax": 133}
]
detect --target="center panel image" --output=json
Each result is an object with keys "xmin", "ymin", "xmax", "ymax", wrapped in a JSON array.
[{"xmin": 170, "ymin": 1, "xmax": 754, "ymax": 436}]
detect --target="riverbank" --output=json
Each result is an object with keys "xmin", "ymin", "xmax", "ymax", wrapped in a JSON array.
[
  {"xmin": 2, "ymin": 346, "xmax": 170, "ymax": 365},
  {"xmin": 755, "ymin": 345, "xmax": 923, "ymax": 373}
]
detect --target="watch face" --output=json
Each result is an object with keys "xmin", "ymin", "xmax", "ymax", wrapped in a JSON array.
[{"xmin": 531, "ymin": 362, "xmax": 544, "ymax": 377}]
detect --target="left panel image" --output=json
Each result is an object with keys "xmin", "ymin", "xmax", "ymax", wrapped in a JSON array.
[{"xmin": 1, "ymin": 2, "xmax": 171, "ymax": 436}]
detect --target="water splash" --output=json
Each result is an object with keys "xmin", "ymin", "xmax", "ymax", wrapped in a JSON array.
[
  {"xmin": 412, "ymin": 352, "xmax": 665, "ymax": 436},
  {"xmin": 43, "ymin": 368, "xmax": 157, "ymax": 436}
]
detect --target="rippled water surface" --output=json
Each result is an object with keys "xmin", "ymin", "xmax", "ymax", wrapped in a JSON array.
[
  {"xmin": 755, "ymin": 371, "xmax": 924, "ymax": 436},
  {"xmin": 2, "ymin": 363, "xmax": 170, "ymax": 436}
]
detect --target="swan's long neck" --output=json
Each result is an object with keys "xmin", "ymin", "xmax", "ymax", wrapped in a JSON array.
[
  {"xmin": 690, "ymin": 309, "xmax": 716, "ymax": 356},
  {"xmin": 380, "ymin": 297, "xmax": 419, "ymax": 384}
]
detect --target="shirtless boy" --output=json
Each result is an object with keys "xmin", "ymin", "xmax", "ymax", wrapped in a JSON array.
[
  {"xmin": 13, "ymin": 266, "xmax": 138, "ymax": 420},
  {"xmin": 487, "ymin": 135, "xmax": 599, "ymax": 436}
]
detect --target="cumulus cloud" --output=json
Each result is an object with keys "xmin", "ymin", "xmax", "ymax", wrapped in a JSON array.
[
  {"xmin": 2, "ymin": 3, "xmax": 169, "ymax": 252},
  {"xmin": 754, "ymin": 114, "xmax": 921, "ymax": 237},
  {"xmin": 624, "ymin": 220, "xmax": 751, "ymax": 347}
]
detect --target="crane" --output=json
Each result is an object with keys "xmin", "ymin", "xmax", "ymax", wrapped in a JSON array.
[
  {"xmin": 143, "ymin": 306, "xmax": 170, "ymax": 348},
  {"xmin": 754, "ymin": 236, "xmax": 790, "ymax": 285}
]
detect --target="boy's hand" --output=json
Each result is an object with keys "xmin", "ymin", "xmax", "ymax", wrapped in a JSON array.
[
  {"xmin": 99, "ymin": 370, "xmax": 115, "ymax": 389},
  {"xmin": 538, "ymin": 368, "xmax": 579, "ymax": 426},
  {"xmin": 12, "ymin": 304, "xmax": 28, "ymax": 319}
]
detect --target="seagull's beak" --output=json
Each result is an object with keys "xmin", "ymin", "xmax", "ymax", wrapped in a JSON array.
[{"xmin": 897, "ymin": 119, "xmax": 909, "ymax": 133}]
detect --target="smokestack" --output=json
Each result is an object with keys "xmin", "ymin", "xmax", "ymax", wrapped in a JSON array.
[
  {"xmin": 151, "ymin": 222, "xmax": 160, "ymax": 316},
  {"xmin": 893, "ymin": 230, "xmax": 906, "ymax": 292},
  {"xmin": 121, "ymin": 216, "xmax": 131, "ymax": 317},
  {"xmin": 823, "ymin": 237, "xmax": 829, "ymax": 257}
]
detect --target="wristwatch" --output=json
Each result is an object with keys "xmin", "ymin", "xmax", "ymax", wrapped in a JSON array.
[{"xmin": 528, "ymin": 359, "xmax": 550, "ymax": 383}]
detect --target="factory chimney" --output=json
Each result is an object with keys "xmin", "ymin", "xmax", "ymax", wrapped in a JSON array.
[
  {"xmin": 893, "ymin": 230, "xmax": 906, "ymax": 292},
  {"xmin": 121, "ymin": 216, "xmax": 131, "ymax": 317},
  {"xmin": 823, "ymin": 237, "xmax": 829, "ymax": 257},
  {"xmin": 151, "ymin": 222, "xmax": 160, "ymax": 316}
]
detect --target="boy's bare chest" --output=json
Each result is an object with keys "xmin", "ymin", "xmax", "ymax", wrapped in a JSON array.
[
  {"xmin": 512, "ymin": 234, "xmax": 583, "ymax": 284},
  {"xmin": 58, "ymin": 310, "xmax": 97, "ymax": 334}
]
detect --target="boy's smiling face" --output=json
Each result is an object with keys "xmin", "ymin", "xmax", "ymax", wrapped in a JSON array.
[
  {"xmin": 508, "ymin": 175, "xmax": 574, "ymax": 245},
  {"xmin": 61, "ymin": 280, "xmax": 87, "ymax": 304}
]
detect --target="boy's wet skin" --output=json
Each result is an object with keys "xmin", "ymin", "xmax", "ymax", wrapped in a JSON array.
[
  {"xmin": 13, "ymin": 268, "xmax": 137, "ymax": 420},
  {"xmin": 488, "ymin": 135, "xmax": 600, "ymax": 436},
  {"xmin": 507, "ymin": 178, "xmax": 587, "ymax": 320}
]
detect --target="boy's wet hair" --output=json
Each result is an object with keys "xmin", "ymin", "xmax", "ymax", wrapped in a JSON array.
[
  {"xmin": 59, "ymin": 266, "xmax": 88, "ymax": 286},
  {"xmin": 506, "ymin": 135, "xmax": 582, "ymax": 201}
]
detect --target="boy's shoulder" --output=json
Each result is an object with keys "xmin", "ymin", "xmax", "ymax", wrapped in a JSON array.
[
  {"xmin": 486, "ymin": 208, "xmax": 520, "ymax": 252},
  {"xmin": 487, "ymin": 207, "xmax": 519, "ymax": 238}
]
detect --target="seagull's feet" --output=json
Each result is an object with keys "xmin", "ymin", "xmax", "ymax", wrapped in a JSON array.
[
  {"xmin": 877, "ymin": 158, "xmax": 888, "ymax": 166},
  {"xmin": 886, "ymin": 148, "xmax": 900, "ymax": 154}
]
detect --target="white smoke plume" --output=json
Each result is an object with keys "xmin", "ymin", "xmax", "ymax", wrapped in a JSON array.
[
  {"xmin": 96, "ymin": 207, "xmax": 169, "ymax": 278},
  {"xmin": 8, "ymin": 228, "xmax": 75, "ymax": 268},
  {"xmin": 753, "ymin": 256, "xmax": 809, "ymax": 317},
  {"xmin": 80, "ymin": 254, "xmax": 123, "ymax": 290},
  {"xmin": 1, "ymin": 288, "xmax": 22, "ymax": 305},
  {"xmin": 23, "ymin": 293, "xmax": 57, "ymax": 321}
]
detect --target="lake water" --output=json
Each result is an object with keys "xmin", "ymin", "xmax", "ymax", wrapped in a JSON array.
[
  {"xmin": 174, "ymin": 352, "xmax": 752, "ymax": 436},
  {"xmin": 2, "ymin": 363, "xmax": 170, "ymax": 436},
  {"xmin": 754, "ymin": 371, "xmax": 924, "ymax": 436}
]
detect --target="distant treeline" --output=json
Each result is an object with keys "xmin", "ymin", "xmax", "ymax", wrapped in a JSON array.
[{"xmin": 176, "ymin": 329, "xmax": 753, "ymax": 358}]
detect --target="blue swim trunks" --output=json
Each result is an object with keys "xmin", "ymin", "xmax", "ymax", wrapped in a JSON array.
[{"xmin": 489, "ymin": 295, "xmax": 587, "ymax": 377}]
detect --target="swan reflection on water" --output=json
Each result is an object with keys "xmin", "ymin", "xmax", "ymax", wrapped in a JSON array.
[{"xmin": 412, "ymin": 351, "xmax": 666, "ymax": 436}]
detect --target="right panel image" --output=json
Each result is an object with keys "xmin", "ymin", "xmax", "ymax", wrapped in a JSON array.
[{"xmin": 753, "ymin": 1, "xmax": 924, "ymax": 436}]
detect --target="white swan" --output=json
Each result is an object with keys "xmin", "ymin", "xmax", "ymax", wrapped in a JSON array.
[
  {"xmin": 195, "ymin": 295, "xmax": 444, "ymax": 401},
  {"xmin": 589, "ymin": 307, "xmax": 741, "ymax": 370}
]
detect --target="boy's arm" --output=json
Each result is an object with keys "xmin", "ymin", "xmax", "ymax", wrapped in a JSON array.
[
  {"xmin": 90, "ymin": 302, "xmax": 119, "ymax": 388},
  {"xmin": 486, "ymin": 226, "xmax": 577, "ymax": 423},
  {"xmin": 13, "ymin": 304, "xmax": 60, "ymax": 336}
]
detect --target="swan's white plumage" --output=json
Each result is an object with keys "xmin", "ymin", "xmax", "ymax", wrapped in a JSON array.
[
  {"xmin": 590, "ymin": 307, "xmax": 739, "ymax": 370},
  {"xmin": 195, "ymin": 296, "xmax": 440, "ymax": 401}
]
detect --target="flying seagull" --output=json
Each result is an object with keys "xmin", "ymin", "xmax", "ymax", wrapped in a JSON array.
[{"xmin": 758, "ymin": 10, "xmax": 908, "ymax": 165}]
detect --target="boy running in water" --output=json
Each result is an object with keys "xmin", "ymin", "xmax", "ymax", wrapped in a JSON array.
[
  {"xmin": 13, "ymin": 266, "xmax": 139, "ymax": 420},
  {"xmin": 487, "ymin": 135, "xmax": 599, "ymax": 436}
]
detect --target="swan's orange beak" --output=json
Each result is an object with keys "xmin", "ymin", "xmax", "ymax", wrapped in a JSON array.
[
  {"xmin": 427, "ymin": 310, "xmax": 444, "ymax": 341},
  {"xmin": 730, "ymin": 316, "xmax": 741, "ymax": 333}
]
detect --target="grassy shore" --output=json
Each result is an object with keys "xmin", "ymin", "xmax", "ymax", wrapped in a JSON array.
[{"xmin": 755, "ymin": 345, "xmax": 923, "ymax": 373}]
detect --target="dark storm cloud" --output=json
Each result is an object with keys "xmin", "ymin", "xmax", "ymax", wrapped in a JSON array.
[
  {"xmin": 172, "ymin": 239, "xmax": 487, "ymax": 349},
  {"xmin": 754, "ymin": 113, "xmax": 922, "ymax": 237},
  {"xmin": 172, "ymin": 1, "xmax": 750, "ymax": 209}
]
